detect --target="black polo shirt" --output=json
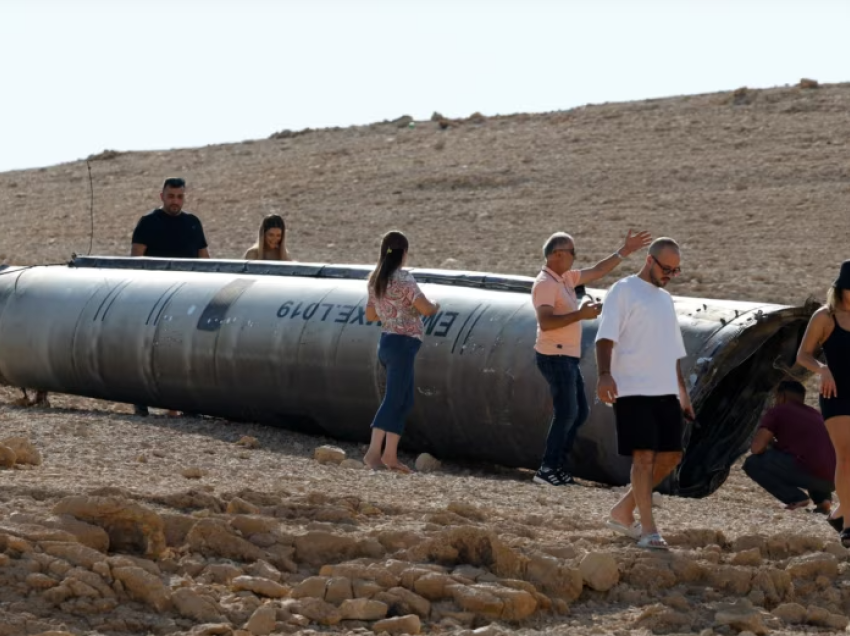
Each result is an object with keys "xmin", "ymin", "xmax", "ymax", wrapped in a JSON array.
[{"xmin": 131, "ymin": 209, "xmax": 208, "ymax": 258}]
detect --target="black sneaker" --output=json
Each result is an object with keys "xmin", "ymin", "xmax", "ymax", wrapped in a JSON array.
[
  {"xmin": 533, "ymin": 467, "xmax": 565, "ymax": 486},
  {"xmin": 556, "ymin": 469, "xmax": 576, "ymax": 485}
]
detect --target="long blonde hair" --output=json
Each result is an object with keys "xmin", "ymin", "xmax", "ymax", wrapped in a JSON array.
[
  {"xmin": 247, "ymin": 214, "xmax": 290, "ymax": 261},
  {"xmin": 827, "ymin": 285, "xmax": 845, "ymax": 314}
]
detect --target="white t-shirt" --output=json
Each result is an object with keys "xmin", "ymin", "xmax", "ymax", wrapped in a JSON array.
[{"xmin": 595, "ymin": 275, "xmax": 686, "ymax": 397}]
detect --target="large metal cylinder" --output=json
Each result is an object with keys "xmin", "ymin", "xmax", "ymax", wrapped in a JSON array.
[{"xmin": 0, "ymin": 257, "xmax": 816, "ymax": 497}]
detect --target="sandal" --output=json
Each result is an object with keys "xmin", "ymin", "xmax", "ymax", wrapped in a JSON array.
[
  {"xmin": 606, "ymin": 518, "xmax": 641, "ymax": 540},
  {"xmin": 637, "ymin": 532, "xmax": 669, "ymax": 550}
]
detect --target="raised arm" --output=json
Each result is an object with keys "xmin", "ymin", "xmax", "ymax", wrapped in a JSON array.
[{"xmin": 578, "ymin": 229, "xmax": 652, "ymax": 286}]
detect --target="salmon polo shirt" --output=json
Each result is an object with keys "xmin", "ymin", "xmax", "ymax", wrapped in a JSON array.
[{"xmin": 532, "ymin": 267, "xmax": 582, "ymax": 357}]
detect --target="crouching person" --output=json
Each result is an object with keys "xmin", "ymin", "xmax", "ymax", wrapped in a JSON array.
[{"xmin": 744, "ymin": 380, "xmax": 835, "ymax": 515}]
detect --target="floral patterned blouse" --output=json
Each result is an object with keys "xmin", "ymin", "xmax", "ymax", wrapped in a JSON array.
[{"xmin": 367, "ymin": 270, "xmax": 424, "ymax": 339}]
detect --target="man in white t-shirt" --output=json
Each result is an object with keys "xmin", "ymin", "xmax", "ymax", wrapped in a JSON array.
[{"xmin": 595, "ymin": 237, "xmax": 695, "ymax": 550}]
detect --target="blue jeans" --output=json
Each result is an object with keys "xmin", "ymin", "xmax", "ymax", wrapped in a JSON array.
[
  {"xmin": 371, "ymin": 333, "xmax": 422, "ymax": 435},
  {"xmin": 536, "ymin": 353, "xmax": 589, "ymax": 471},
  {"xmin": 743, "ymin": 448, "xmax": 834, "ymax": 506}
]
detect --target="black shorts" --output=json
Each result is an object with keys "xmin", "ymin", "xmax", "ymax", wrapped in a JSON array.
[
  {"xmin": 820, "ymin": 395, "xmax": 850, "ymax": 421},
  {"xmin": 613, "ymin": 395, "xmax": 684, "ymax": 456}
]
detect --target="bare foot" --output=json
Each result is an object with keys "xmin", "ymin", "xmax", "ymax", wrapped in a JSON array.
[
  {"xmin": 363, "ymin": 451, "xmax": 383, "ymax": 470},
  {"xmin": 382, "ymin": 460, "xmax": 413, "ymax": 474}
]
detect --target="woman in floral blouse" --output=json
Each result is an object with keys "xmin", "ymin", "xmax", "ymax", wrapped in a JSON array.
[{"xmin": 364, "ymin": 231, "xmax": 440, "ymax": 472}]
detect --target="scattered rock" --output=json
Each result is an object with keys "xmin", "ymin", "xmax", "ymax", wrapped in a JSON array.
[
  {"xmin": 187, "ymin": 518, "xmax": 264, "ymax": 562},
  {"xmin": 635, "ymin": 603, "xmax": 693, "ymax": 633},
  {"xmin": 1, "ymin": 436, "xmax": 41, "ymax": 465},
  {"xmin": 294, "ymin": 531, "xmax": 357, "ymax": 566},
  {"xmin": 53, "ymin": 496, "xmax": 166, "ymax": 558},
  {"xmin": 293, "ymin": 597, "xmax": 342, "ymax": 625},
  {"xmin": 236, "ymin": 436, "xmax": 259, "ymax": 448},
  {"xmin": 731, "ymin": 548, "xmax": 762, "ymax": 566},
  {"xmin": 172, "ymin": 587, "xmax": 225, "ymax": 623},
  {"xmin": 231, "ymin": 576, "xmax": 290, "ymax": 598},
  {"xmin": 714, "ymin": 600, "xmax": 768, "ymax": 635},
  {"xmin": 0, "ymin": 444, "xmax": 16, "ymax": 468},
  {"xmin": 799, "ymin": 78, "xmax": 819, "ymax": 89},
  {"xmin": 182, "ymin": 467, "xmax": 208, "ymax": 479},
  {"xmin": 340, "ymin": 458, "xmax": 363, "ymax": 470},
  {"xmin": 579, "ymin": 552, "xmax": 619, "ymax": 591},
  {"xmin": 226, "ymin": 497, "xmax": 260, "ymax": 515},
  {"xmin": 244, "ymin": 605, "xmax": 277, "ymax": 635},
  {"xmin": 314, "ymin": 445, "xmax": 346, "ymax": 464},
  {"xmin": 112, "ymin": 566, "xmax": 172, "ymax": 612},
  {"xmin": 786, "ymin": 553, "xmax": 838, "ymax": 580},
  {"xmin": 292, "ymin": 575, "xmax": 328, "ymax": 599},
  {"xmin": 374, "ymin": 614, "xmax": 422, "ymax": 635},
  {"xmin": 772, "ymin": 602, "xmax": 806, "ymax": 624},
  {"xmin": 339, "ymin": 598, "xmax": 389, "ymax": 620}
]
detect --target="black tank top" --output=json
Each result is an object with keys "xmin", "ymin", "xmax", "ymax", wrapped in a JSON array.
[{"xmin": 823, "ymin": 313, "xmax": 850, "ymax": 398}]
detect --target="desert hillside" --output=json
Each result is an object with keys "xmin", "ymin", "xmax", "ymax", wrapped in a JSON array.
[
  {"xmin": 0, "ymin": 82, "xmax": 848, "ymax": 636},
  {"xmin": 2, "ymin": 82, "xmax": 849, "ymax": 304}
]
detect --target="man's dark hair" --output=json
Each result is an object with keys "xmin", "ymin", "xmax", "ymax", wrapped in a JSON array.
[
  {"xmin": 776, "ymin": 379, "xmax": 806, "ymax": 401},
  {"xmin": 162, "ymin": 177, "xmax": 186, "ymax": 191}
]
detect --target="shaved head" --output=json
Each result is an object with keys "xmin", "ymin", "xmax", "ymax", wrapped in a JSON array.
[{"xmin": 649, "ymin": 237, "xmax": 680, "ymax": 258}]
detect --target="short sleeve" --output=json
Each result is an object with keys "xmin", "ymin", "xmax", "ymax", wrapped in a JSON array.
[
  {"xmin": 758, "ymin": 408, "xmax": 779, "ymax": 434},
  {"xmin": 194, "ymin": 217, "xmax": 208, "ymax": 251},
  {"xmin": 532, "ymin": 279, "xmax": 556, "ymax": 309},
  {"xmin": 401, "ymin": 272, "xmax": 423, "ymax": 303},
  {"xmin": 595, "ymin": 281, "xmax": 624, "ymax": 343},
  {"xmin": 670, "ymin": 296, "xmax": 687, "ymax": 359},
  {"xmin": 564, "ymin": 270, "xmax": 581, "ymax": 288},
  {"xmin": 131, "ymin": 216, "xmax": 151, "ymax": 245}
]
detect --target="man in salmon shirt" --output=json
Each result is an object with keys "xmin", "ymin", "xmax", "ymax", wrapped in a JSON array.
[{"xmin": 532, "ymin": 229, "xmax": 652, "ymax": 486}]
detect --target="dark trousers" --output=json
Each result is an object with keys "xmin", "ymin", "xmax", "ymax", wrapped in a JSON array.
[
  {"xmin": 371, "ymin": 333, "xmax": 422, "ymax": 435},
  {"xmin": 536, "ymin": 353, "xmax": 589, "ymax": 471},
  {"xmin": 743, "ymin": 448, "xmax": 834, "ymax": 506}
]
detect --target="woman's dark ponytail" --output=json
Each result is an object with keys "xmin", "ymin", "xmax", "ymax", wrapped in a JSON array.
[{"xmin": 369, "ymin": 231, "xmax": 410, "ymax": 298}]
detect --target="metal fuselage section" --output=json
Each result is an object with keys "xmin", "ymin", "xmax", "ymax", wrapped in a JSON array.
[{"xmin": 0, "ymin": 257, "xmax": 816, "ymax": 497}]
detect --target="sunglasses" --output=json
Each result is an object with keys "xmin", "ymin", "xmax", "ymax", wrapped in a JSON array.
[{"xmin": 652, "ymin": 255, "xmax": 681, "ymax": 276}]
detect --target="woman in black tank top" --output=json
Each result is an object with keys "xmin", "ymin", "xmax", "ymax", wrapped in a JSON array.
[{"xmin": 797, "ymin": 260, "xmax": 850, "ymax": 545}]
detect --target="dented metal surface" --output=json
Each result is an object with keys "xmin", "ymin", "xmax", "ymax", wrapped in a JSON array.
[{"xmin": 0, "ymin": 257, "xmax": 817, "ymax": 497}]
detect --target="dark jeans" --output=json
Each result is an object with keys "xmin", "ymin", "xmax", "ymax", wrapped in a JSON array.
[
  {"xmin": 743, "ymin": 448, "xmax": 834, "ymax": 506},
  {"xmin": 371, "ymin": 333, "xmax": 422, "ymax": 435},
  {"xmin": 536, "ymin": 353, "xmax": 589, "ymax": 471}
]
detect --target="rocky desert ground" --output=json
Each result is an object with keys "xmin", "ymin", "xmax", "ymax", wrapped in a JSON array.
[{"xmin": 0, "ymin": 80, "xmax": 849, "ymax": 636}]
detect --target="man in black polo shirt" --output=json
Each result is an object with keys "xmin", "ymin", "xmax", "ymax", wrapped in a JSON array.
[
  {"xmin": 130, "ymin": 177, "xmax": 209, "ymax": 416},
  {"xmin": 131, "ymin": 177, "xmax": 210, "ymax": 259}
]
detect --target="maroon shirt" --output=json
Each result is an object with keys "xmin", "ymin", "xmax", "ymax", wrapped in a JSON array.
[{"xmin": 758, "ymin": 402, "xmax": 836, "ymax": 483}]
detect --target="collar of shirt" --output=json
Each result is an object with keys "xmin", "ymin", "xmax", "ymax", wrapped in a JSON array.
[{"xmin": 542, "ymin": 266, "xmax": 568, "ymax": 284}]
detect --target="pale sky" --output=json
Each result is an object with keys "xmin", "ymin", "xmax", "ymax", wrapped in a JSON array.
[{"xmin": 2, "ymin": 0, "xmax": 848, "ymax": 174}]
